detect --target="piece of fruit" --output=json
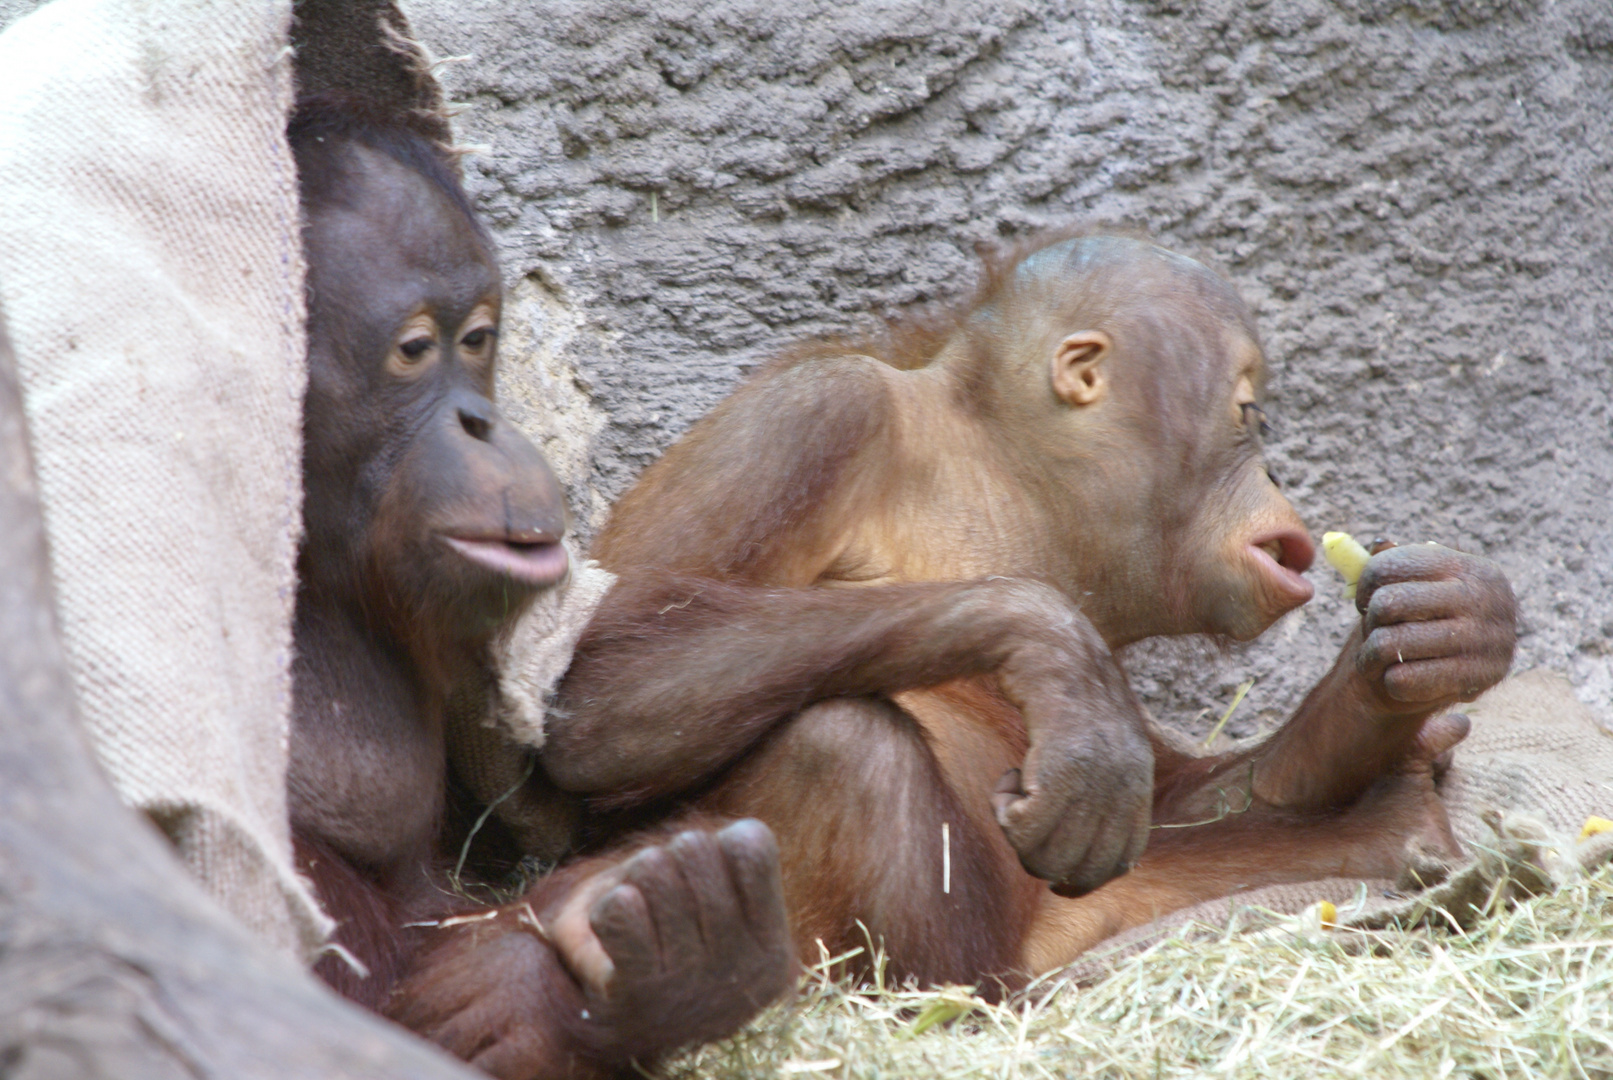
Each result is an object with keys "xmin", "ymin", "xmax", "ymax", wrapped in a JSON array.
[
  {"xmin": 1322, "ymin": 531, "xmax": 1372, "ymax": 600},
  {"xmin": 1581, "ymin": 816, "xmax": 1613, "ymax": 841}
]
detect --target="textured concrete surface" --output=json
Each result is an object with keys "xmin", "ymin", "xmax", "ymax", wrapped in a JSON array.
[
  {"xmin": 402, "ymin": 0, "xmax": 1613, "ymax": 736},
  {"xmin": 9, "ymin": 0, "xmax": 1603, "ymax": 734}
]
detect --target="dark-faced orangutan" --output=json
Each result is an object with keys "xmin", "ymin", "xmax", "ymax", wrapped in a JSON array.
[
  {"xmin": 531, "ymin": 232, "xmax": 1516, "ymax": 987},
  {"xmin": 284, "ymin": 97, "xmax": 794, "ymax": 1079}
]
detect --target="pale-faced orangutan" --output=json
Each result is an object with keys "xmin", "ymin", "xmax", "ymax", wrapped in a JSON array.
[
  {"xmin": 529, "ymin": 232, "xmax": 1515, "ymax": 986},
  {"xmin": 285, "ymin": 98, "xmax": 794, "ymax": 1079}
]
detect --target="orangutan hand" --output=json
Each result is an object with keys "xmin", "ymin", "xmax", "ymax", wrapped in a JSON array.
[{"xmin": 1353, "ymin": 543, "xmax": 1516, "ymax": 714}]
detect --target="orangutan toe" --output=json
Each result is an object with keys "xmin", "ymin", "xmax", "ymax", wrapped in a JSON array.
[{"xmin": 1410, "ymin": 711, "xmax": 1470, "ymax": 775}]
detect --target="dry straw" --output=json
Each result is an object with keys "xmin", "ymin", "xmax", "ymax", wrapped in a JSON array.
[{"xmin": 669, "ymin": 862, "xmax": 1613, "ymax": 1080}]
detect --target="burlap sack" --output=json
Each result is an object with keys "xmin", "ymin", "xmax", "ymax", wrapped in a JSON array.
[
  {"xmin": 3, "ymin": 0, "xmax": 1604, "ymax": 980},
  {"xmin": 0, "ymin": 0, "xmax": 609, "ymax": 960},
  {"xmin": 0, "ymin": 0, "xmax": 326, "ymax": 959},
  {"xmin": 444, "ymin": 545, "xmax": 616, "ymax": 862}
]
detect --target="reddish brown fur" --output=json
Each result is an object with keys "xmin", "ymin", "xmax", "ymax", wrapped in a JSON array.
[
  {"xmin": 295, "ymin": 833, "xmax": 415, "ymax": 1008},
  {"xmin": 699, "ymin": 696, "xmax": 1044, "ymax": 985},
  {"xmin": 287, "ymin": 98, "xmax": 793, "ymax": 1078},
  {"xmin": 551, "ymin": 231, "xmax": 1516, "ymax": 984}
]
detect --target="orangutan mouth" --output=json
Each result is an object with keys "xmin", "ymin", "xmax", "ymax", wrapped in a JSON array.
[{"xmin": 442, "ymin": 535, "xmax": 569, "ymax": 588}]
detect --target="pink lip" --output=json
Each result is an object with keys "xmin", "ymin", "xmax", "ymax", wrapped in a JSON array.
[
  {"xmin": 1247, "ymin": 530, "xmax": 1316, "ymax": 608},
  {"xmin": 442, "ymin": 536, "xmax": 569, "ymax": 588}
]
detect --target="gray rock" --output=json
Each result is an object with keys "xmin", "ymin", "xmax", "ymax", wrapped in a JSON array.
[
  {"xmin": 12, "ymin": 0, "xmax": 1591, "ymax": 739},
  {"xmin": 407, "ymin": 0, "xmax": 1613, "ymax": 735},
  {"xmin": 409, "ymin": 0, "xmax": 1613, "ymax": 735}
]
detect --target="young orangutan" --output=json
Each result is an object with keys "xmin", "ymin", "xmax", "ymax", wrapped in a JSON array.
[
  {"xmin": 524, "ymin": 233, "xmax": 1516, "ymax": 986},
  {"xmin": 285, "ymin": 98, "xmax": 794, "ymax": 1079}
]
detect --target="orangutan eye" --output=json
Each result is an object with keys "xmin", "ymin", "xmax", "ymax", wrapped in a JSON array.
[
  {"xmin": 387, "ymin": 313, "xmax": 441, "ymax": 378},
  {"xmin": 458, "ymin": 302, "xmax": 500, "ymax": 369},
  {"xmin": 1240, "ymin": 402, "xmax": 1272, "ymax": 439}
]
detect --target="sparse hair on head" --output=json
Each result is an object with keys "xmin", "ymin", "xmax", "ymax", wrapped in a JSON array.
[
  {"xmin": 777, "ymin": 228, "xmax": 1258, "ymax": 421},
  {"xmin": 998, "ymin": 233, "xmax": 1251, "ymax": 343},
  {"xmin": 288, "ymin": 91, "xmax": 486, "ymax": 242},
  {"xmin": 978, "ymin": 233, "xmax": 1256, "ymax": 392}
]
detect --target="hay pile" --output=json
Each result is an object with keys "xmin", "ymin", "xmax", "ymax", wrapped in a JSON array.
[{"xmin": 670, "ymin": 863, "xmax": 1613, "ymax": 1079}]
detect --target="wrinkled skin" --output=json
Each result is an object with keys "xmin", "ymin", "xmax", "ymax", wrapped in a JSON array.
[
  {"xmin": 541, "ymin": 234, "xmax": 1516, "ymax": 982},
  {"xmin": 1249, "ymin": 542, "xmax": 1518, "ymax": 811},
  {"xmin": 286, "ymin": 106, "xmax": 792, "ymax": 1079},
  {"xmin": 389, "ymin": 822, "xmax": 793, "ymax": 1075}
]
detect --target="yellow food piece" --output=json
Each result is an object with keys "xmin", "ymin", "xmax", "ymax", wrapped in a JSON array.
[
  {"xmin": 1317, "ymin": 900, "xmax": 1337, "ymax": 928},
  {"xmin": 1322, "ymin": 531, "xmax": 1372, "ymax": 600},
  {"xmin": 1581, "ymin": 816, "xmax": 1613, "ymax": 841}
]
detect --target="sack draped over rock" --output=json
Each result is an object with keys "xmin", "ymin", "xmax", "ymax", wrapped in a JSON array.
[
  {"xmin": 0, "ymin": 0, "xmax": 326, "ymax": 958},
  {"xmin": 2, "ymin": 0, "xmax": 1607, "ymax": 977},
  {"xmin": 444, "ymin": 544, "xmax": 616, "ymax": 862}
]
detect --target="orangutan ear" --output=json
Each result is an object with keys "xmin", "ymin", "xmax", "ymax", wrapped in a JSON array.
[{"xmin": 1050, "ymin": 331, "xmax": 1112, "ymax": 407}]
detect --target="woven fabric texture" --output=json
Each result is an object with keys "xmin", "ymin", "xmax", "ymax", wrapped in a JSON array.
[
  {"xmin": 0, "ymin": 0, "xmax": 326, "ymax": 959},
  {"xmin": 446, "ymin": 549, "xmax": 617, "ymax": 862}
]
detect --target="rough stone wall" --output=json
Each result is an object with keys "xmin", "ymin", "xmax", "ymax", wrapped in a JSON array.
[
  {"xmin": 403, "ymin": 0, "xmax": 1613, "ymax": 736},
  {"xmin": 13, "ymin": 0, "xmax": 1601, "ymax": 739},
  {"xmin": 3, "ymin": 0, "xmax": 1608, "ymax": 731}
]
